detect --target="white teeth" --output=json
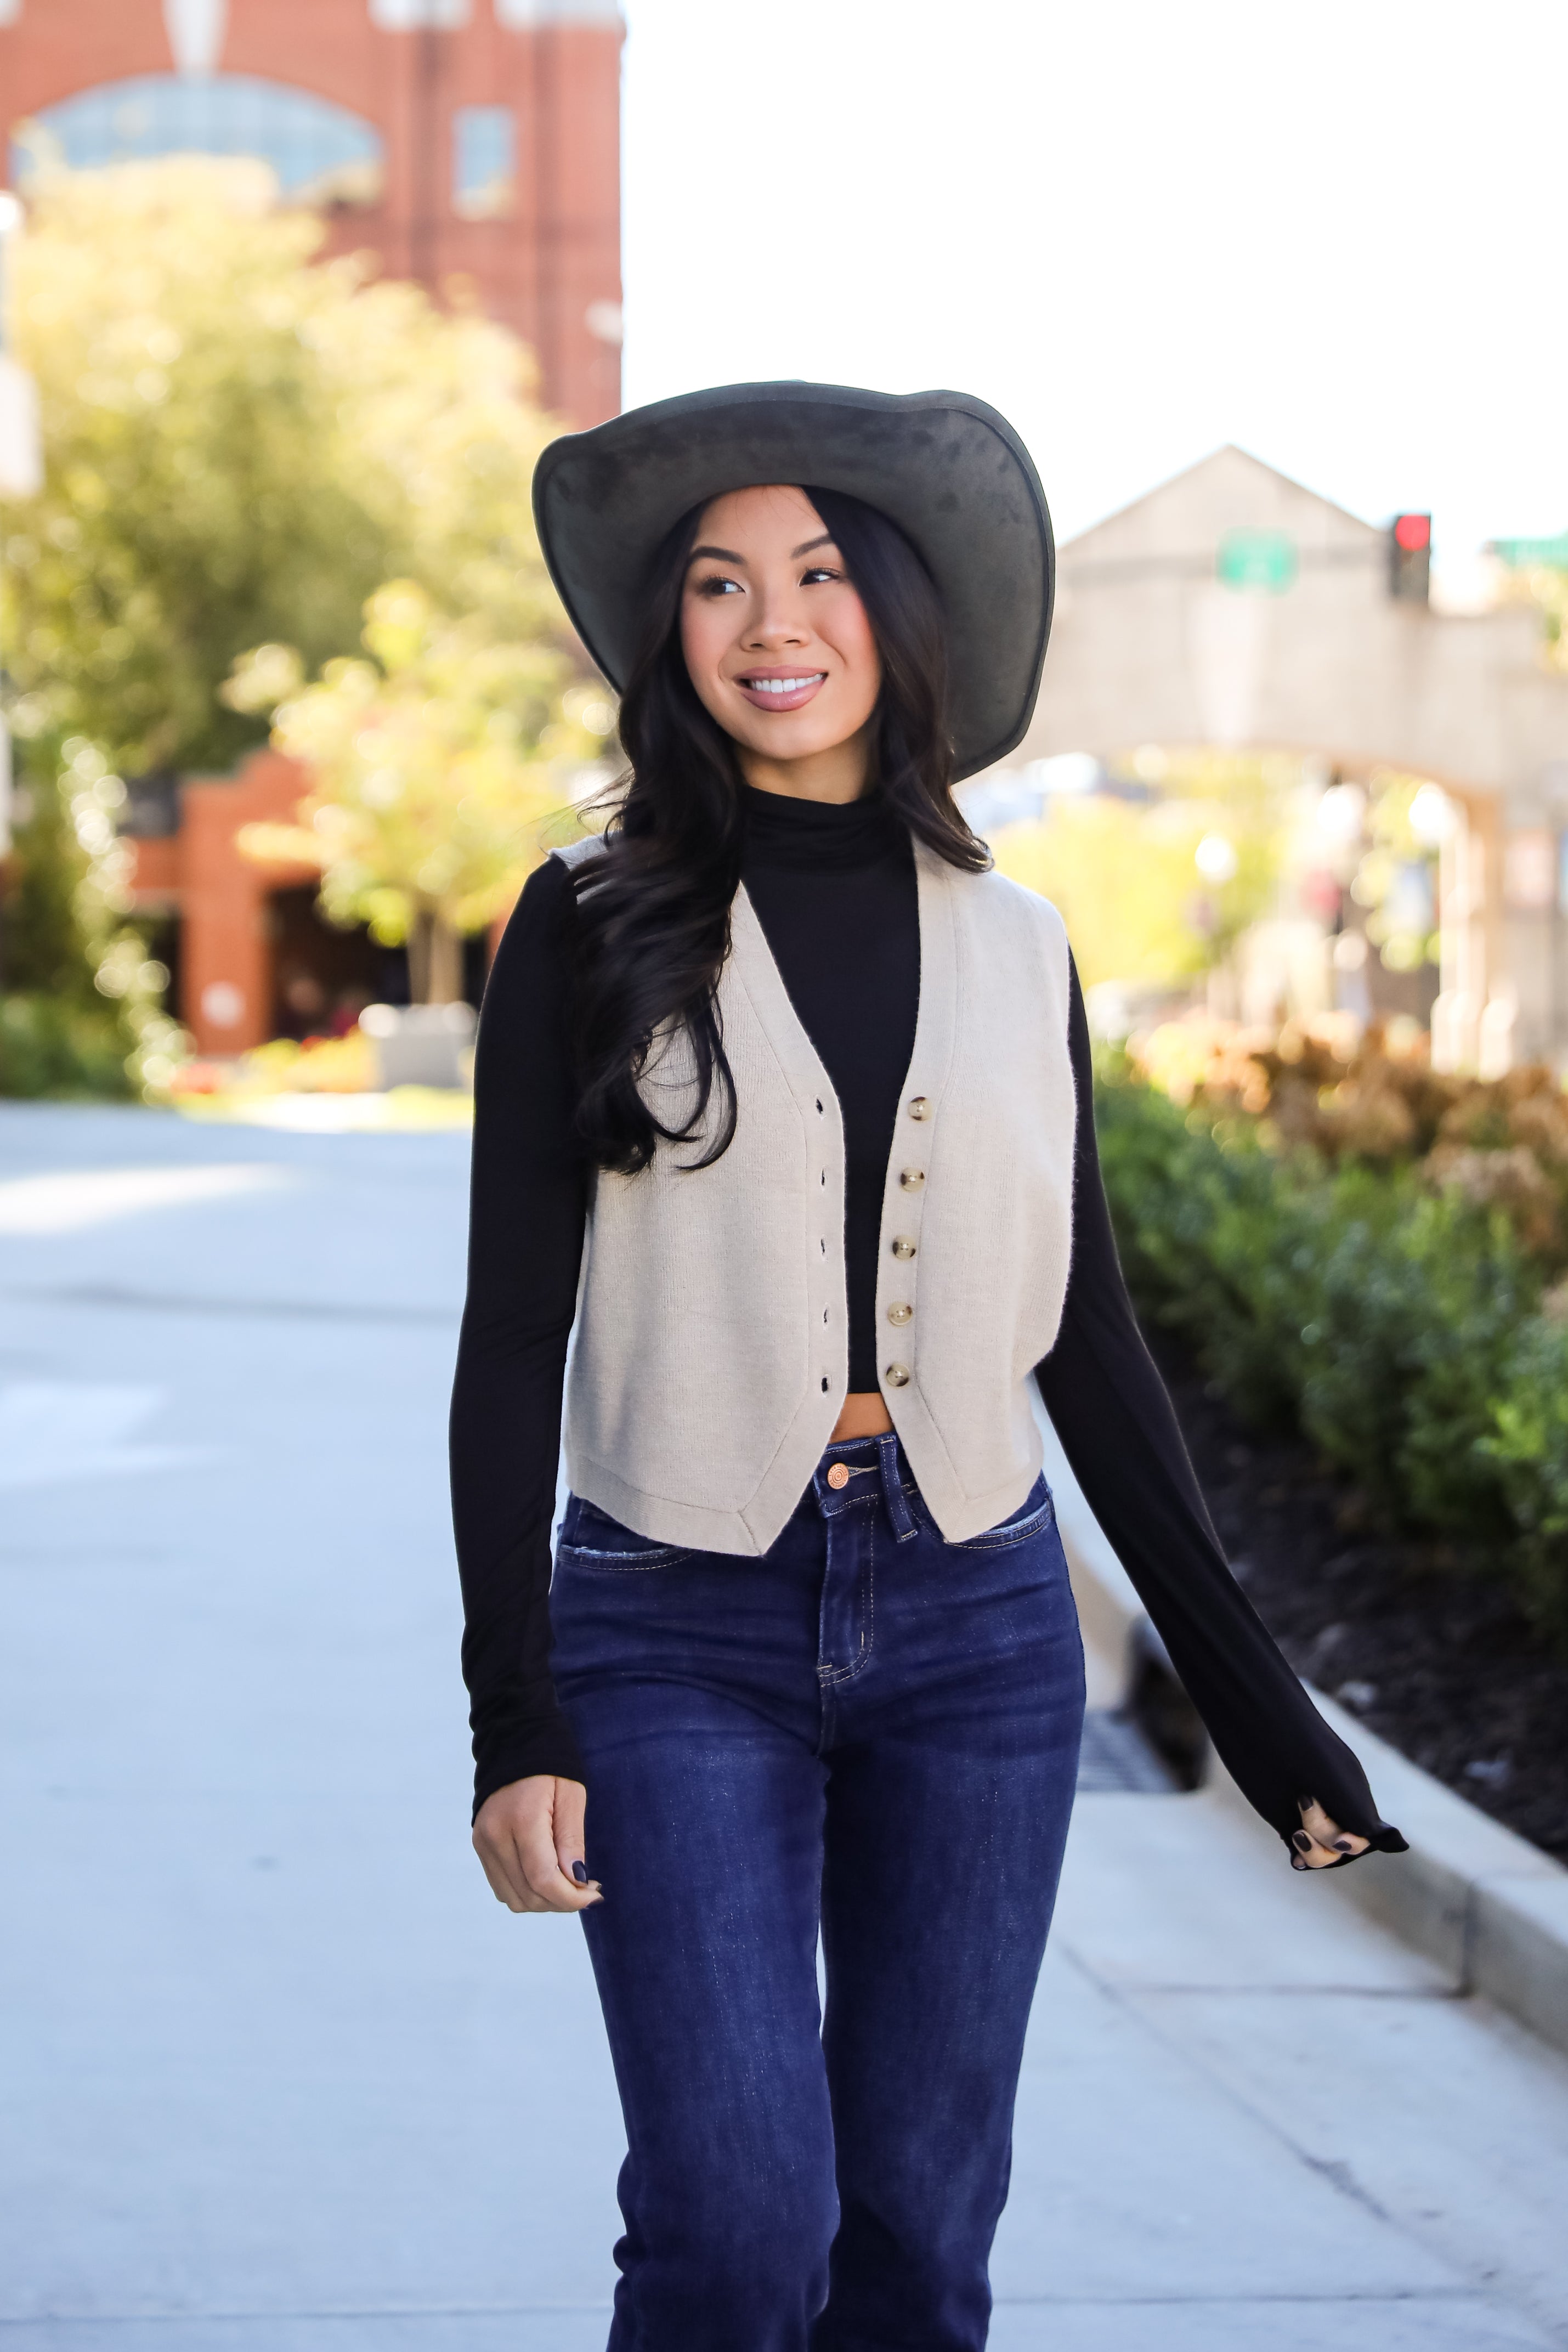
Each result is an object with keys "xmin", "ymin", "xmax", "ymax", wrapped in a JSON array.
[{"xmin": 748, "ymin": 675, "xmax": 822, "ymax": 694}]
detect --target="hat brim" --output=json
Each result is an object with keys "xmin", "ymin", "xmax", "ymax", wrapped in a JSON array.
[{"xmin": 532, "ymin": 382, "xmax": 1054, "ymax": 782}]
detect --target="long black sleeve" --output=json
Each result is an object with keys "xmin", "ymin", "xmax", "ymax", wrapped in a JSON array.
[
  {"xmin": 450, "ymin": 855, "xmax": 587, "ymax": 1814},
  {"xmin": 1035, "ymin": 963, "xmax": 1407, "ymax": 1856}
]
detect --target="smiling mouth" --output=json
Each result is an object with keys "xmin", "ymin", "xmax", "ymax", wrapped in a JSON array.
[{"xmin": 735, "ymin": 671, "xmax": 828, "ymax": 710}]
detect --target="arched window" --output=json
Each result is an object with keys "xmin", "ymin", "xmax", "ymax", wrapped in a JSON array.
[{"xmin": 13, "ymin": 75, "xmax": 384, "ymax": 207}]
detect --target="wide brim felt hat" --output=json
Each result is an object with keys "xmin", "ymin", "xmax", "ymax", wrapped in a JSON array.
[{"xmin": 532, "ymin": 381, "xmax": 1055, "ymax": 781}]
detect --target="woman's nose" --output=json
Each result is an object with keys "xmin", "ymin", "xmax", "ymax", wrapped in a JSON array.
[{"xmin": 743, "ymin": 595, "xmax": 808, "ymax": 648}]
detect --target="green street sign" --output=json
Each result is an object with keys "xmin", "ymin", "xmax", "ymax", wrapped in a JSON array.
[
  {"xmin": 1216, "ymin": 527, "xmax": 1298, "ymax": 593},
  {"xmin": 1488, "ymin": 532, "xmax": 1568, "ymax": 573}
]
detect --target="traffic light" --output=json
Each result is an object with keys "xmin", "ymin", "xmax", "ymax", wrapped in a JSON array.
[{"xmin": 1389, "ymin": 512, "xmax": 1431, "ymax": 604}]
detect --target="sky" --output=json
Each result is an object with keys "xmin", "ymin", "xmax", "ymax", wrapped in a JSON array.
[{"xmin": 620, "ymin": 0, "xmax": 1567, "ymax": 568}]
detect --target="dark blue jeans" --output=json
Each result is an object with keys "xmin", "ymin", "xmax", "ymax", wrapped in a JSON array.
[{"xmin": 550, "ymin": 1431, "xmax": 1085, "ymax": 2352}]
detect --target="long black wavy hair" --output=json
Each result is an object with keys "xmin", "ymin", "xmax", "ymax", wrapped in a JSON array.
[{"xmin": 570, "ymin": 484, "xmax": 989, "ymax": 1174}]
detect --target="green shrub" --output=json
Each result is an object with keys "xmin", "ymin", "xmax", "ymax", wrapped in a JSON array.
[
  {"xmin": 1094, "ymin": 1062, "xmax": 1565, "ymax": 1631},
  {"xmin": 1484, "ymin": 1318, "xmax": 1568, "ymax": 1635},
  {"xmin": 0, "ymin": 993, "xmax": 134, "ymax": 1100},
  {"xmin": 1096, "ymin": 1077, "xmax": 1321, "ymax": 1426}
]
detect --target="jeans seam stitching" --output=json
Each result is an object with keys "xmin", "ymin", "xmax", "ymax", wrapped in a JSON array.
[
  {"xmin": 820, "ymin": 1542, "xmax": 876, "ymax": 1686},
  {"xmin": 864, "ymin": 1542, "xmax": 875, "ymax": 1667},
  {"xmin": 557, "ymin": 1545, "xmax": 691, "ymax": 1570},
  {"xmin": 952, "ymin": 1512, "xmax": 1054, "ymax": 1552}
]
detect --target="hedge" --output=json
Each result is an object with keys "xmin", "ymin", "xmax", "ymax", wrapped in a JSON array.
[
  {"xmin": 1094, "ymin": 1062, "xmax": 1568, "ymax": 1635},
  {"xmin": 0, "ymin": 993, "xmax": 135, "ymax": 1100}
]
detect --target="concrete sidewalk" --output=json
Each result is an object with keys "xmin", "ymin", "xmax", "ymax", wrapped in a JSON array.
[{"xmin": 3, "ymin": 1101, "xmax": 1566, "ymax": 2350}]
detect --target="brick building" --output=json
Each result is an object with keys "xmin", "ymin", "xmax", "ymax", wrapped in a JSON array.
[
  {"xmin": 2, "ymin": 0, "xmax": 623, "ymax": 426},
  {"xmin": 1, "ymin": 0, "xmax": 622, "ymax": 1052}
]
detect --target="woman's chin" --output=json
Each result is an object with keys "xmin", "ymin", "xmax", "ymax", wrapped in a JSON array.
[{"xmin": 727, "ymin": 709, "xmax": 868, "ymax": 766}]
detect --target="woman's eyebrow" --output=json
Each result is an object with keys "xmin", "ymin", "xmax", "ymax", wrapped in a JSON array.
[{"xmin": 686, "ymin": 534, "xmax": 836, "ymax": 566}]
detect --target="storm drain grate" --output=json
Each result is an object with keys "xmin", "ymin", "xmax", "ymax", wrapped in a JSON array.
[{"xmin": 1077, "ymin": 1709, "xmax": 1178, "ymax": 1794}]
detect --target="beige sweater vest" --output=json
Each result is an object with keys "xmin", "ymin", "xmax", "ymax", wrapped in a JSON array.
[{"xmin": 557, "ymin": 835, "xmax": 1077, "ymax": 1552}]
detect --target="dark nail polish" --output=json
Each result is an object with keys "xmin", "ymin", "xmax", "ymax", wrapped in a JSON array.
[
  {"xmin": 571, "ymin": 1860, "xmax": 588, "ymax": 1885},
  {"xmin": 1332, "ymin": 1836, "xmax": 1356, "ymax": 1853},
  {"xmin": 1292, "ymin": 1829, "xmax": 1314, "ymax": 1853}
]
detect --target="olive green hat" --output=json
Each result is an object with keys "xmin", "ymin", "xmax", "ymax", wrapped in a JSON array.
[{"xmin": 531, "ymin": 380, "xmax": 1054, "ymax": 780}]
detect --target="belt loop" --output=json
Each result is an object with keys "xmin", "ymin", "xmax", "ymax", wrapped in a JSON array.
[{"xmin": 877, "ymin": 1430, "xmax": 918, "ymax": 1542}]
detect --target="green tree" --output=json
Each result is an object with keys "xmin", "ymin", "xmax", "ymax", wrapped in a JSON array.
[
  {"xmin": 988, "ymin": 751, "xmax": 1285, "ymax": 994},
  {"xmin": 0, "ymin": 740, "xmax": 183, "ymax": 1096},
  {"xmin": 225, "ymin": 584, "xmax": 613, "ymax": 1003},
  {"xmin": 2, "ymin": 155, "xmax": 562, "ymax": 777},
  {"xmin": 0, "ymin": 156, "xmax": 575, "ymax": 1083}
]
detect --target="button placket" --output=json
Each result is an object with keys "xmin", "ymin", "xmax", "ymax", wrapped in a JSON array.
[
  {"xmin": 884, "ymin": 1092, "xmax": 932, "ymax": 1394},
  {"xmin": 813, "ymin": 1087, "xmax": 836, "ymax": 1405}
]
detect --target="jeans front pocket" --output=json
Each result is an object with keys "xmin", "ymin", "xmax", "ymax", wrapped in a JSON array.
[
  {"xmin": 556, "ymin": 1494, "xmax": 693, "ymax": 1573},
  {"xmin": 949, "ymin": 1474, "xmax": 1057, "ymax": 1552}
]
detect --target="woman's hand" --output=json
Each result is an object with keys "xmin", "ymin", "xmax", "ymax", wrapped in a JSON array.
[
  {"xmin": 473, "ymin": 1774, "xmax": 603, "ymax": 1913},
  {"xmin": 1290, "ymin": 1795, "xmax": 1371, "ymax": 1871}
]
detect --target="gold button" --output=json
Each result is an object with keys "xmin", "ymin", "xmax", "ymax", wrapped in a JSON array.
[
  {"xmin": 899, "ymin": 1168, "xmax": 925, "ymax": 1191},
  {"xmin": 827, "ymin": 1462, "xmax": 850, "ymax": 1490},
  {"xmin": 908, "ymin": 1095, "xmax": 930, "ymax": 1120},
  {"xmin": 887, "ymin": 1302, "xmax": 913, "ymax": 1326},
  {"xmin": 891, "ymin": 1236, "xmax": 916, "ymax": 1260},
  {"xmin": 885, "ymin": 1362, "xmax": 910, "ymax": 1387}
]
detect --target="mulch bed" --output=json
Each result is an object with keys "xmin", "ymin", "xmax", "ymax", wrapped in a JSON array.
[{"xmin": 1151, "ymin": 1338, "xmax": 1568, "ymax": 1862}]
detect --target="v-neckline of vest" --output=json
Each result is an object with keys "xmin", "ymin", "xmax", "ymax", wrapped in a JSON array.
[{"xmin": 729, "ymin": 838, "xmax": 960, "ymax": 1138}]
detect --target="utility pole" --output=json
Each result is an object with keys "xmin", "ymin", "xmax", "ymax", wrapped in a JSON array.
[{"xmin": 0, "ymin": 189, "xmax": 44, "ymax": 932}]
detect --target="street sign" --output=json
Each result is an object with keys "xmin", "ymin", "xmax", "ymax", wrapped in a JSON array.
[
  {"xmin": 0, "ymin": 356, "xmax": 41, "ymax": 498},
  {"xmin": 1215, "ymin": 528, "xmax": 1298, "ymax": 593},
  {"xmin": 1488, "ymin": 533, "xmax": 1568, "ymax": 572}
]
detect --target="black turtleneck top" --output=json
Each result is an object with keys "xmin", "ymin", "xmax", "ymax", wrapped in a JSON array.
[
  {"xmin": 738, "ymin": 785, "xmax": 919, "ymax": 1388},
  {"xmin": 450, "ymin": 786, "xmax": 1403, "ymax": 1858}
]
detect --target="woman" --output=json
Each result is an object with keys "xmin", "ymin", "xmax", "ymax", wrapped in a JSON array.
[{"xmin": 451, "ymin": 382, "xmax": 1405, "ymax": 2351}]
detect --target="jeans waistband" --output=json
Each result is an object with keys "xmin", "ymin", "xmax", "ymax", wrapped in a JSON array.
[{"xmin": 811, "ymin": 1429, "xmax": 919, "ymax": 1542}]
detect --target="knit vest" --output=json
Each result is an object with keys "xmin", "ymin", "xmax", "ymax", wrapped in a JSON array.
[{"xmin": 554, "ymin": 834, "xmax": 1077, "ymax": 1552}]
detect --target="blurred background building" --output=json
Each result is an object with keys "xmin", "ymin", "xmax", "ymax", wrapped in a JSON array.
[
  {"xmin": 965, "ymin": 452, "xmax": 1568, "ymax": 1071},
  {"xmin": 2, "ymin": 0, "xmax": 622, "ymax": 427}
]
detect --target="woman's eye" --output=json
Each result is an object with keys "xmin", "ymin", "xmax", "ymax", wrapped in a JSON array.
[
  {"xmin": 801, "ymin": 566, "xmax": 840, "ymax": 586},
  {"xmin": 694, "ymin": 574, "xmax": 741, "ymax": 597}
]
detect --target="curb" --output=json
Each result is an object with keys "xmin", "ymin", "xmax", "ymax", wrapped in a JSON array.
[{"xmin": 1037, "ymin": 1407, "xmax": 1568, "ymax": 2058}]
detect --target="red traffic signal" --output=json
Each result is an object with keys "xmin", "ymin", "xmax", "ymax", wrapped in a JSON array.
[{"xmin": 1389, "ymin": 513, "xmax": 1431, "ymax": 603}]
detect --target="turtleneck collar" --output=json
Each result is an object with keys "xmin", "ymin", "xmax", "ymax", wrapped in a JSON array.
[{"xmin": 739, "ymin": 781, "xmax": 907, "ymax": 874}]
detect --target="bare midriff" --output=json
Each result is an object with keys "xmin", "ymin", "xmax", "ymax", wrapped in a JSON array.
[{"xmin": 830, "ymin": 1390, "xmax": 895, "ymax": 1442}]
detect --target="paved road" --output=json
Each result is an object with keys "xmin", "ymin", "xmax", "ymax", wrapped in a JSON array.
[{"xmin": 3, "ymin": 1101, "xmax": 1567, "ymax": 2351}]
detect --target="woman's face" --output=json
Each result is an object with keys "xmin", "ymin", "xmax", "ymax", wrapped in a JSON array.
[{"xmin": 679, "ymin": 485, "xmax": 881, "ymax": 774}]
